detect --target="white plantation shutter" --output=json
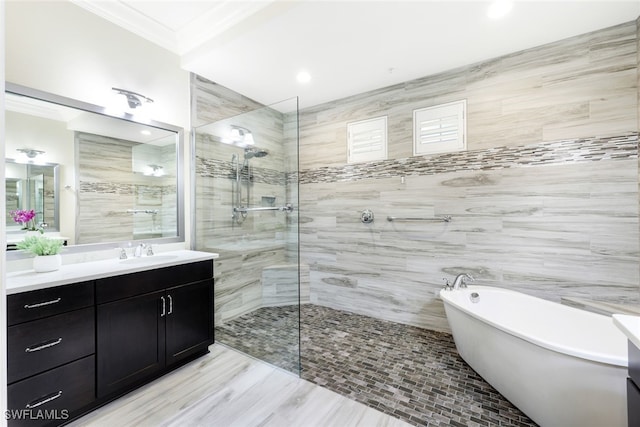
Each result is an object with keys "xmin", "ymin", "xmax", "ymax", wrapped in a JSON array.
[
  {"xmin": 347, "ymin": 116, "xmax": 387, "ymax": 164},
  {"xmin": 413, "ymin": 100, "xmax": 466, "ymax": 156}
]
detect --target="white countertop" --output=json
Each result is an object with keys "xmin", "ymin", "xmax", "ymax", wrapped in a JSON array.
[
  {"xmin": 613, "ymin": 314, "xmax": 640, "ymax": 350},
  {"xmin": 6, "ymin": 250, "xmax": 219, "ymax": 295}
]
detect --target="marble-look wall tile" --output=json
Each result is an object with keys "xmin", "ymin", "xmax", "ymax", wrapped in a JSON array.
[
  {"xmin": 191, "ymin": 74, "xmax": 264, "ymax": 128},
  {"xmin": 299, "ymin": 21, "xmax": 638, "ymax": 171},
  {"xmin": 301, "ymin": 159, "xmax": 639, "ymax": 332},
  {"xmin": 297, "ymin": 21, "xmax": 639, "ymax": 332}
]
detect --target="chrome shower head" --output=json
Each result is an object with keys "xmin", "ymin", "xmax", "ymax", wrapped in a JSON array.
[{"xmin": 244, "ymin": 148, "xmax": 268, "ymax": 159}]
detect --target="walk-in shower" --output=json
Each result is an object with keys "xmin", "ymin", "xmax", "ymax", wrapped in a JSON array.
[{"xmin": 193, "ymin": 97, "xmax": 300, "ymax": 374}]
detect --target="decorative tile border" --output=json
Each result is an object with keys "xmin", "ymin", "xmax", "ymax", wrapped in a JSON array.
[
  {"xmin": 300, "ymin": 133, "xmax": 638, "ymax": 184},
  {"xmin": 79, "ymin": 182, "xmax": 173, "ymax": 195},
  {"xmin": 196, "ymin": 156, "xmax": 288, "ymax": 186}
]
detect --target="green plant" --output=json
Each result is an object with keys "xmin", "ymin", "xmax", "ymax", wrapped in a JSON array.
[{"xmin": 17, "ymin": 236, "xmax": 64, "ymax": 256}]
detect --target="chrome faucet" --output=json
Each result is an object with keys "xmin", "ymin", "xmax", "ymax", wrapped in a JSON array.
[
  {"xmin": 452, "ymin": 273, "xmax": 474, "ymax": 289},
  {"xmin": 134, "ymin": 243, "xmax": 146, "ymax": 258}
]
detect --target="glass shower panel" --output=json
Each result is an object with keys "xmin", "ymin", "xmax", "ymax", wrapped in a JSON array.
[{"xmin": 194, "ymin": 97, "xmax": 300, "ymax": 375}]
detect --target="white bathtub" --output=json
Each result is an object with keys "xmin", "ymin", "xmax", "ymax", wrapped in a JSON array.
[{"xmin": 440, "ymin": 285, "xmax": 628, "ymax": 427}]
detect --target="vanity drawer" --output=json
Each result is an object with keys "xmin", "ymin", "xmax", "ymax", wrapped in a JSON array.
[
  {"xmin": 8, "ymin": 281, "xmax": 94, "ymax": 326},
  {"xmin": 96, "ymin": 260, "xmax": 213, "ymax": 304},
  {"xmin": 8, "ymin": 307, "xmax": 95, "ymax": 384},
  {"xmin": 8, "ymin": 355, "xmax": 95, "ymax": 427}
]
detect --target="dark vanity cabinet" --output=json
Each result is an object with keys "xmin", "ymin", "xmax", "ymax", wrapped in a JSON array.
[
  {"xmin": 628, "ymin": 341, "xmax": 640, "ymax": 427},
  {"xmin": 95, "ymin": 260, "xmax": 214, "ymax": 399},
  {"xmin": 6, "ymin": 258, "xmax": 214, "ymax": 426},
  {"xmin": 7, "ymin": 281, "xmax": 96, "ymax": 426}
]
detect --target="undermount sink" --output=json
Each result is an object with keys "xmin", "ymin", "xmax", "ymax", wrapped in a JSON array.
[{"xmin": 120, "ymin": 255, "xmax": 179, "ymax": 264}]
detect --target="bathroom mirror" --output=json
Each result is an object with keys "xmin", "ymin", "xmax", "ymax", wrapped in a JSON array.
[{"xmin": 5, "ymin": 82, "xmax": 185, "ymax": 257}]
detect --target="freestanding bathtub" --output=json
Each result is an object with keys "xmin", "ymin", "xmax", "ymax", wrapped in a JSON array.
[{"xmin": 440, "ymin": 285, "xmax": 628, "ymax": 427}]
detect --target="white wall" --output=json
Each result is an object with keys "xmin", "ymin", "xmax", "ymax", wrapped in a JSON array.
[
  {"xmin": 1, "ymin": 0, "xmax": 8, "ymax": 422},
  {"xmin": 5, "ymin": 0, "xmax": 192, "ymax": 248}
]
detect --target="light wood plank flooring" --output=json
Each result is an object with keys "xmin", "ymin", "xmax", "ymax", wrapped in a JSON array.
[{"xmin": 69, "ymin": 344, "xmax": 410, "ymax": 427}]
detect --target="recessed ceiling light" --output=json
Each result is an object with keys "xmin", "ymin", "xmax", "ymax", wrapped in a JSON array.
[
  {"xmin": 487, "ymin": 0, "xmax": 513, "ymax": 20},
  {"xmin": 140, "ymin": 130, "xmax": 151, "ymax": 136},
  {"xmin": 296, "ymin": 71, "xmax": 311, "ymax": 84}
]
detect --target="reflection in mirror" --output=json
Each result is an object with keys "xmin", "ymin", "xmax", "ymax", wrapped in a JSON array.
[
  {"xmin": 5, "ymin": 83, "xmax": 184, "ymax": 257},
  {"xmin": 5, "ymin": 159, "xmax": 59, "ymax": 232}
]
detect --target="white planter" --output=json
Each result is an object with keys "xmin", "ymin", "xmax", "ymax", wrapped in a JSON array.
[
  {"xmin": 33, "ymin": 254, "xmax": 62, "ymax": 273},
  {"xmin": 24, "ymin": 231, "xmax": 41, "ymax": 238}
]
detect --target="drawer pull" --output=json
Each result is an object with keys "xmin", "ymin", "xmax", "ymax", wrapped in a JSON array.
[
  {"xmin": 26, "ymin": 390, "xmax": 63, "ymax": 409},
  {"xmin": 24, "ymin": 298, "xmax": 61, "ymax": 309},
  {"xmin": 167, "ymin": 294, "xmax": 173, "ymax": 315},
  {"xmin": 25, "ymin": 338, "xmax": 63, "ymax": 353}
]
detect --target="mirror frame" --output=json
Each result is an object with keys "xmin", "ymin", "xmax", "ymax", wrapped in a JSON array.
[{"xmin": 5, "ymin": 82, "xmax": 185, "ymax": 260}]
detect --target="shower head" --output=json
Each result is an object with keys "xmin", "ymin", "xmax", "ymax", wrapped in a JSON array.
[{"xmin": 244, "ymin": 147, "xmax": 268, "ymax": 159}]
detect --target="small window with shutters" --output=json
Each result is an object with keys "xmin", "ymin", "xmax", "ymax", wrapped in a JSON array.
[
  {"xmin": 413, "ymin": 100, "xmax": 466, "ymax": 156},
  {"xmin": 347, "ymin": 116, "xmax": 387, "ymax": 164}
]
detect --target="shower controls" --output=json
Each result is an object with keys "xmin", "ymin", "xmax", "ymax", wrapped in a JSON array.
[{"xmin": 360, "ymin": 209, "xmax": 374, "ymax": 224}]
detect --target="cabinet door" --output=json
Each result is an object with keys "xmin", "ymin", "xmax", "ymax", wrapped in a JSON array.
[
  {"xmin": 97, "ymin": 290, "xmax": 165, "ymax": 398},
  {"xmin": 165, "ymin": 280, "xmax": 213, "ymax": 366}
]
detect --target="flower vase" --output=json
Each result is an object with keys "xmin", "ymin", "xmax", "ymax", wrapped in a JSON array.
[
  {"xmin": 25, "ymin": 230, "xmax": 41, "ymax": 238},
  {"xmin": 33, "ymin": 254, "xmax": 62, "ymax": 273}
]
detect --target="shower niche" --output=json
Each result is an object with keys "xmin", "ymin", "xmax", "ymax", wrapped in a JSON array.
[{"xmin": 193, "ymin": 97, "xmax": 301, "ymax": 374}]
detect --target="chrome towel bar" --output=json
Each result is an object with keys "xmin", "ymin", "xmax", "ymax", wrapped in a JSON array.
[
  {"xmin": 387, "ymin": 215, "xmax": 452, "ymax": 223},
  {"xmin": 233, "ymin": 204, "xmax": 294, "ymax": 214}
]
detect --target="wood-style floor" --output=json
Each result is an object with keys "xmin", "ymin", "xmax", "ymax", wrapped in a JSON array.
[{"xmin": 69, "ymin": 344, "xmax": 410, "ymax": 427}]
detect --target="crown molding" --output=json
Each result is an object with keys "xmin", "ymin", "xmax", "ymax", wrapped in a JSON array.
[{"xmin": 70, "ymin": 0, "xmax": 276, "ymax": 56}]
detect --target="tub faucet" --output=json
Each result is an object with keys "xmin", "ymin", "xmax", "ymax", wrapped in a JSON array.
[{"xmin": 452, "ymin": 273, "xmax": 474, "ymax": 289}]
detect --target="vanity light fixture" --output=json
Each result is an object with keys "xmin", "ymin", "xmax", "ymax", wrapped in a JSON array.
[
  {"xmin": 16, "ymin": 148, "xmax": 45, "ymax": 159},
  {"xmin": 112, "ymin": 87, "xmax": 154, "ymax": 109},
  {"xmin": 146, "ymin": 164, "xmax": 164, "ymax": 177},
  {"xmin": 229, "ymin": 125, "xmax": 255, "ymax": 146}
]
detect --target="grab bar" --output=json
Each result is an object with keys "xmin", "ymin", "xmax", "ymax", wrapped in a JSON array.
[
  {"xmin": 387, "ymin": 215, "xmax": 452, "ymax": 223},
  {"xmin": 233, "ymin": 204, "xmax": 294, "ymax": 214},
  {"xmin": 127, "ymin": 209, "xmax": 159, "ymax": 214}
]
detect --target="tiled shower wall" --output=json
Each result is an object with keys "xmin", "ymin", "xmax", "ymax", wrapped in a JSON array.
[
  {"xmin": 299, "ymin": 21, "xmax": 640, "ymax": 332},
  {"xmin": 191, "ymin": 76, "xmax": 305, "ymax": 324}
]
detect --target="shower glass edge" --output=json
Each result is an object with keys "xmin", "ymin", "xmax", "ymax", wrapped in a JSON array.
[{"xmin": 193, "ymin": 97, "xmax": 301, "ymax": 376}]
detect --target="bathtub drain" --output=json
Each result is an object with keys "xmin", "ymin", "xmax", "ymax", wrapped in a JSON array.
[{"xmin": 470, "ymin": 292, "xmax": 480, "ymax": 303}]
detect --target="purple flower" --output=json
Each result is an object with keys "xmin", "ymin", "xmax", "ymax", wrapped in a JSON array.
[{"xmin": 9, "ymin": 209, "xmax": 38, "ymax": 230}]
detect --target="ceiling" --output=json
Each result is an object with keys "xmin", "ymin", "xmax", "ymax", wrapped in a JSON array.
[{"xmin": 72, "ymin": 0, "xmax": 640, "ymax": 110}]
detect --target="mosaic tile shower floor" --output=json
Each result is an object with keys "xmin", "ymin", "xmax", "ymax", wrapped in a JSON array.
[{"xmin": 215, "ymin": 305, "xmax": 537, "ymax": 427}]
